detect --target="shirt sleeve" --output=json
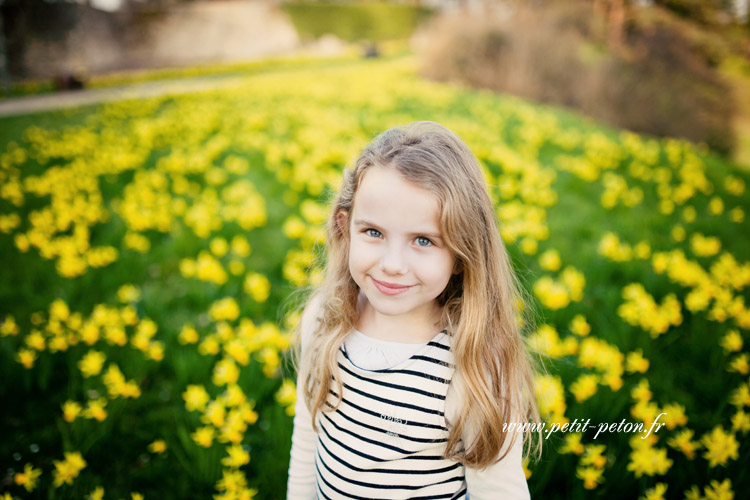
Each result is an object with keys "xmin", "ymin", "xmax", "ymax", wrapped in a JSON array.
[
  {"xmin": 445, "ymin": 374, "xmax": 531, "ymax": 500},
  {"xmin": 286, "ymin": 370, "xmax": 318, "ymax": 499},
  {"xmin": 286, "ymin": 295, "xmax": 323, "ymax": 500}
]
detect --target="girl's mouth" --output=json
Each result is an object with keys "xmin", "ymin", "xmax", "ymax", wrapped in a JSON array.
[{"xmin": 370, "ymin": 277, "xmax": 413, "ymax": 296}]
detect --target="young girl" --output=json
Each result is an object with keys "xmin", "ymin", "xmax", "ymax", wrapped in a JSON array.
[{"xmin": 287, "ymin": 121, "xmax": 540, "ymax": 499}]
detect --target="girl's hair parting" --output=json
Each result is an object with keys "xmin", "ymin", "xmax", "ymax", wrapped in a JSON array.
[{"xmin": 298, "ymin": 121, "xmax": 541, "ymax": 468}]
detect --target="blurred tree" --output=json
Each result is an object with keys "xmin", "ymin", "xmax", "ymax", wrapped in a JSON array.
[
  {"xmin": 652, "ymin": 0, "xmax": 726, "ymax": 25},
  {"xmin": 589, "ymin": 0, "xmax": 742, "ymax": 51},
  {"xmin": 0, "ymin": 0, "xmax": 10, "ymax": 94},
  {"xmin": 0, "ymin": 0, "xmax": 78, "ymax": 79},
  {"xmin": 592, "ymin": 0, "xmax": 629, "ymax": 51}
]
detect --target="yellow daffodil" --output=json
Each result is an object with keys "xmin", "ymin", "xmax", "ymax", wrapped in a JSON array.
[
  {"xmin": 729, "ymin": 207, "xmax": 744, "ymax": 223},
  {"xmin": 209, "ymin": 297, "xmax": 240, "ymax": 322},
  {"xmin": 62, "ymin": 400, "xmax": 82, "ymax": 423},
  {"xmin": 534, "ymin": 374, "xmax": 566, "ymax": 422},
  {"xmin": 78, "ymin": 350, "xmax": 106, "ymax": 377},
  {"xmin": 52, "ymin": 451, "xmax": 86, "ymax": 487},
  {"xmin": 580, "ymin": 444, "xmax": 607, "ymax": 468},
  {"xmin": 667, "ymin": 429, "xmax": 699, "ymax": 459},
  {"xmin": 709, "ymin": 196, "xmax": 724, "ymax": 215},
  {"xmin": 576, "ymin": 465, "xmax": 604, "ymax": 489},
  {"xmin": 625, "ymin": 349, "xmax": 649, "ymax": 374},
  {"xmin": 0, "ymin": 315, "xmax": 19, "ymax": 336},
  {"xmin": 183, "ymin": 385, "xmax": 210, "ymax": 412},
  {"xmin": 701, "ymin": 426, "xmax": 739, "ymax": 467},
  {"xmin": 191, "ymin": 426, "xmax": 215, "ymax": 448},
  {"xmin": 243, "ymin": 273, "xmax": 271, "ymax": 303},
  {"xmin": 148, "ymin": 440, "xmax": 167, "ymax": 454},
  {"xmin": 720, "ymin": 330, "xmax": 743, "ymax": 352},
  {"xmin": 728, "ymin": 354, "xmax": 749, "ymax": 375},
  {"xmin": 179, "ymin": 324, "xmax": 200, "ymax": 344},
  {"xmin": 210, "ymin": 237, "xmax": 229, "ymax": 258},
  {"xmin": 275, "ymin": 379, "xmax": 297, "ymax": 417},
  {"xmin": 560, "ymin": 433, "xmax": 584, "ymax": 455},
  {"xmin": 16, "ymin": 348, "xmax": 37, "ymax": 368},
  {"xmin": 661, "ymin": 403, "xmax": 688, "ymax": 429},
  {"xmin": 729, "ymin": 383, "xmax": 750, "ymax": 407},
  {"xmin": 570, "ymin": 374, "xmax": 600, "ymax": 402},
  {"xmin": 731, "ymin": 410, "xmax": 750, "ymax": 434},
  {"xmin": 539, "ymin": 249, "xmax": 561, "ymax": 271},
  {"xmin": 627, "ymin": 445, "xmax": 672, "ymax": 478},
  {"xmin": 83, "ymin": 398, "xmax": 108, "ymax": 421},
  {"xmin": 117, "ymin": 284, "xmax": 141, "ymax": 303},
  {"xmin": 213, "ymin": 358, "xmax": 240, "ymax": 386},
  {"xmin": 88, "ymin": 486, "xmax": 105, "ymax": 500},
  {"xmin": 221, "ymin": 444, "xmax": 250, "ymax": 468},
  {"xmin": 14, "ymin": 463, "xmax": 42, "ymax": 492},
  {"xmin": 569, "ymin": 314, "xmax": 590, "ymax": 336},
  {"xmin": 231, "ymin": 235, "xmax": 251, "ymax": 257},
  {"xmin": 533, "ymin": 276, "xmax": 570, "ymax": 310},
  {"xmin": 703, "ymin": 479, "xmax": 734, "ymax": 500},
  {"xmin": 639, "ymin": 483, "xmax": 667, "ymax": 500}
]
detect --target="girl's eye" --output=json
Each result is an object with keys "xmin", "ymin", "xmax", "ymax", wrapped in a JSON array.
[
  {"xmin": 415, "ymin": 236, "xmax": 432, "ymax": 247},
  {"xmin": 365, "ymin": 228, "xmax": 382, "ymax": 238}
]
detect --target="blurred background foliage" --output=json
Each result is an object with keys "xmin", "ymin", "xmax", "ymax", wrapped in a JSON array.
[
  {"xmin": 416, "ymin": 0, "xmax": 748, "ymax": 156},
  {"xmin": 0, "ymin": 0, "xmax": 749, "ymax": 499},
  {"xmin": 280, "ymin": 2, "xmax": 434, "ymax": 43}
]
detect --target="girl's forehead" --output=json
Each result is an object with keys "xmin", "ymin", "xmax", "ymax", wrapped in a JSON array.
[{"xmin": 352, "ymin": 166, "xmax": 441, "ymax": 230}]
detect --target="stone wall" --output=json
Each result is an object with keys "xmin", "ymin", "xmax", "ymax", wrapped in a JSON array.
[{"xmin": 19, "ymin": 0, "xmax": 300, "ymax": 78}]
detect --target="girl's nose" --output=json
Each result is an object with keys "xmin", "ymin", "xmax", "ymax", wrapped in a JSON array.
[{"xmin": 379, "ymin": 244, "xmax": 408, "ymax": 275}]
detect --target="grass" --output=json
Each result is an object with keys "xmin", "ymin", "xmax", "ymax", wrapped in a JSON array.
[{"xmin": 0, "ymin": 55, "xmax": 748, "ymax": 499}]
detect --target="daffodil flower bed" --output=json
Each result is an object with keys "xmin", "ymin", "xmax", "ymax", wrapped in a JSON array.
[{"xmin": 0, "ymin": 55, "xmax": 748, "ymax": 499}]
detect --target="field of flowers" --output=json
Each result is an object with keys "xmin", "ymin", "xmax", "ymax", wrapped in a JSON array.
[{"xmin": 1, "ymin": 55, "xmax": 749, "ymax": 499}]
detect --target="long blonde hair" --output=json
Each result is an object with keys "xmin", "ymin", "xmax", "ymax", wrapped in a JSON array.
[{"xmin": 298, "ymin": 121, "xmax": 540, "ymax": 468}]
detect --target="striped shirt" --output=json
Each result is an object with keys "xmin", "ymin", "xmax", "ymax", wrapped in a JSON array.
[{"xmin": 315, "ymin": 331, "xmax": 467, "ymax": 499}]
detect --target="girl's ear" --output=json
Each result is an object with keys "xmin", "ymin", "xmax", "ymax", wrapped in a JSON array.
[
  {"xmin": 335, "ymin": 210, "xmax": 349, "ymax": 238},
  {"xmin": 452, "ymin": 258, "xmax": 463, "ymax": 275}
]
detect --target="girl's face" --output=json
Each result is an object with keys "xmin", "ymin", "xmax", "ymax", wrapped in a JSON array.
[{"xmin": 346, "ymin": 165, "xmax": 456, "ymax": 335}]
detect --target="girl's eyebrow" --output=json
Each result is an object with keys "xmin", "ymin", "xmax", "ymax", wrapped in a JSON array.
[{"xmin": 353, "ymin": 219, "xmax": 443, "ymax": 240}]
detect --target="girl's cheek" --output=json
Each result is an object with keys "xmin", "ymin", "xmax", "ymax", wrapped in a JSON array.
[{"xmin": 350, "ymin": 239, "xmax": 376, "ymax": 263}]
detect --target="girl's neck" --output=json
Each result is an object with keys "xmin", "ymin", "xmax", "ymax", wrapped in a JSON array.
[{"xmin": 355, "ymin": 293, "xmax": 442, "ymax": 344}]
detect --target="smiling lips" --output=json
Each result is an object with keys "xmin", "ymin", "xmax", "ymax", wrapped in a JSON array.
[{"xmin": 370, "ymin": 277, "xmax": 414, "ymax": 296}]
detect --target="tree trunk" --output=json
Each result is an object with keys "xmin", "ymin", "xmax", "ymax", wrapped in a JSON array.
[
  {"xmin": 0, "ymin": 7, "xmax": 11, "ymax": 95},
  {"xmin": 608, "ymin": 0, "xmax": 626, "ymax": 51}
]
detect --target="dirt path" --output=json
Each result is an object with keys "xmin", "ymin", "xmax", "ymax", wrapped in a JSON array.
[{"xmin": 0, "ymin": 73, "xmax": 258, "ymax": 118}]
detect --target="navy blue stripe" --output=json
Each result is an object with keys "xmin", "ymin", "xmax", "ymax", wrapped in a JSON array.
[
  {"xmin": 319, "ymin": 418, "xmax": 449, "ymax": 462},
  {"xmin": 322, "ymin": 413, "xmax": 447, "ymax": 458},
  {"xmin": 318, "ymin": 449, "xmax": 465, "ymax": 491},
  {"xmin": 316, "ymin": 460, "xmax": 373, "ymax": 500},
  {"xmin": 330, "ymin": 390, "xmax": 447, "ymax": 431},
  {"xmin": 410, "ymin": 487, "xmax": 466, "ymax": 500},
  {"xmin": 450, "ymin": 487, "xmax": 468, "ymax": 500},
  {"xmin": 334, "ymin": 406, "xmax": 448, "ymax": 444},
  {"xmin": 315, "ymin": 471, "xmax": 333, "ymax": 500},
  {"xmin": 341, "ymin": 348, "xmax": 450, "ymax": 384},
  {"xmin": 412, "ymin": 355, "xmax": 454, "ymax": 368},
  {"xmin": 318, "ymin": 437, "xmax": 461, "ymax": 475},
  {"xmin": 321, "ymin": 412, "xmax": 417, "ymax": 455},
  {"xmin": 428, "ymin": 340, "xmax": 451, "ymax": 351},
  {"xmin": 319, "ymin": 419, "xmax": 389, "ymax": 463},
  {"xmin": 339, "ymin": 362, "xmax": 445, "ymax": 401},
  {"xmin": 342, "ymin": 381, "xmax": 444, "ymax": 417},
  {"xmin": 386, "ymin": 368, "xmax": 449, "ymax": 385}
]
